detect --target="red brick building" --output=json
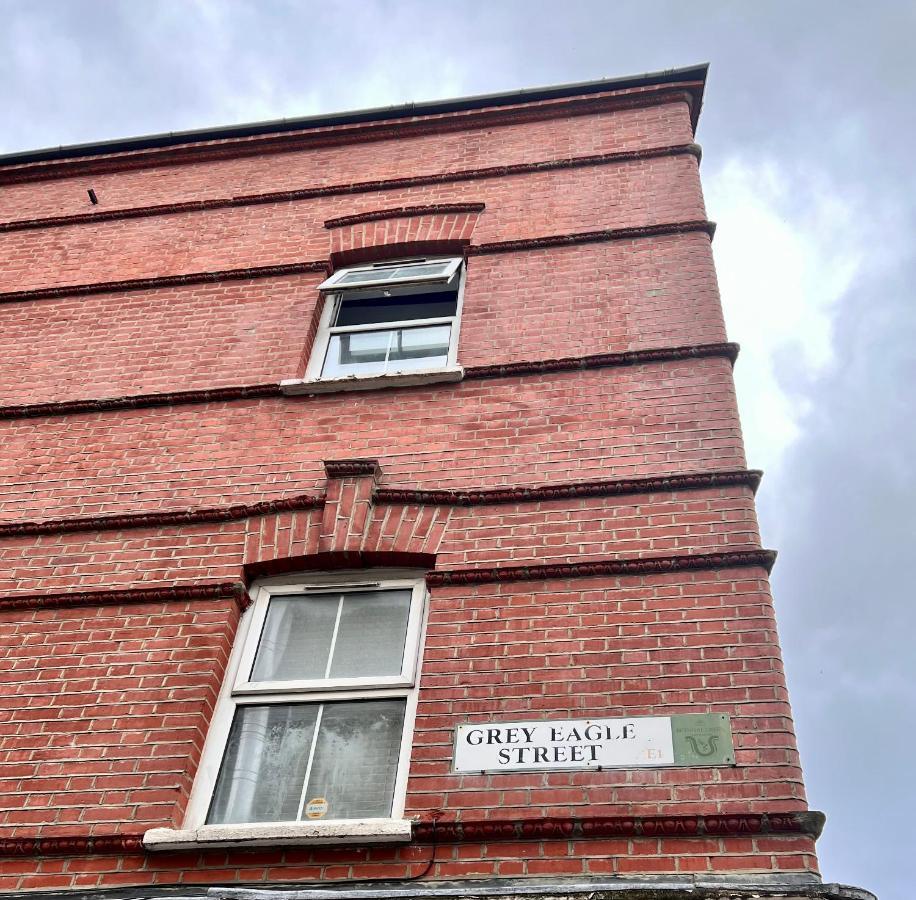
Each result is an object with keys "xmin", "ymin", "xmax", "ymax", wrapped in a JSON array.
[{"xmin": 0, "ymin": 65, "xmax": 872, "ymax": 899}]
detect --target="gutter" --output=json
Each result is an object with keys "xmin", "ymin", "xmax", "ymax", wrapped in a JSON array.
[{"xmin": 0, "ymin": 64, "xmax": 708, "ymax": 168}]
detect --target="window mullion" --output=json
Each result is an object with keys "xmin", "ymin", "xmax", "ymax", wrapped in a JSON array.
[{"xmin": 295, "ymin": 703, "xmax": 324, "ymax": 822}]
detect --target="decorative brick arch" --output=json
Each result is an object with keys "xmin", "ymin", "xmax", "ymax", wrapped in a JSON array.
[
  {"xmin": 242, "ymin": 459, "xmax": 452, "ymax": 578},
  {"xmin": 324, "ymin": 203, "xmax": 485, "ymax": 268}
]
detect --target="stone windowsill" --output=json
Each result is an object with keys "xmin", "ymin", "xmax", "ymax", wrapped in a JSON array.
[
  {"xmin": 143, "ymin": 818, "xmax": 413, "ymax": 851},
  {"xmin": 280, "ymin": 366, "xmax": 464, "ymax": 395}
]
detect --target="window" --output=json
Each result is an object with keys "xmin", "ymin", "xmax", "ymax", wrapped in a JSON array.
[
  {"xmin": 307, "ymin": 258, "xmax": 464, "ymax": 382},
  {"xmin": 191, "ymin": 576, "xmax": 426, "ymax": 829}
]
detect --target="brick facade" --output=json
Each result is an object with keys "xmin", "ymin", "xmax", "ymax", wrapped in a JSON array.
[{"xmin": 0, "ymin": 67, "xmax": 845, "ymax": 896}]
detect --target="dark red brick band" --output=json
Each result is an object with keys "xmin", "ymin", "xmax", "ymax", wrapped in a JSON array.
[
  {"xmin": 414, "ymin": 810, "xmax": 824, "ymax": 842},
  {"xmin": 0, "ymin": 219, "xmax": 713, "ymax": 305},
  {"xmin": 0, "ymin": 581, "xmax": 250, "ymax": 612},
  {"xmin": 0, "ymin": 810, "xmax": 821, "ymax": 858},
  {"xmin": 0, "ymin": 341, "xmax": 736, "ymax": 420},
  {"xmin": 426, "ymin": 549, "xmax": 778, "ymax": 587},
  {"xmin": 0, "ymin": 469, "xmax": 758, "ymax": 538},
  {"xmin": 1, "ymin": 146, "xmax": 696, "ymax": 234}
]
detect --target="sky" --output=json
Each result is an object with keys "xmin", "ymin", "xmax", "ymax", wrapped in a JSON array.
[{"xmin": 1, "ymin": 1, "xmax": 913, "ymax": 896}]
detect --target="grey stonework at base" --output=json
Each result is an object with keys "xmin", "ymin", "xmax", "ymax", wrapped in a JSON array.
[{"xmin": 0, "ymin": 877, "xmax": 878, "ymax": 900}]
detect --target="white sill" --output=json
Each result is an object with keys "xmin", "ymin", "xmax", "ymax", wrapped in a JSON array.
[
  {"xmin": 143, "ymin": 818, "xmax": 412, "ymax": 851},
  {"xmin": 280, "ymin": 366, "xmax": 464, "ymax": 395}
]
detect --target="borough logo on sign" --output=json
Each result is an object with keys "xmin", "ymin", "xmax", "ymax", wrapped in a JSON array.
[{"xmin": 453, "ymin": 714, "xmax": 733, "ymax": 772}]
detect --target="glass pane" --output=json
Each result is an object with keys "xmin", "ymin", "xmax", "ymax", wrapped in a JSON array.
[
  {"xmin": 323, "ymin": 331, "xmax": 390, "ymax": 378},
  {"xmin": 387, "ymin": 325, "xmax": 451, "ymax": 371},
  {"xmin": 304, "ymin": 700, "xmax": 406, "ymax": 819},
  {"xmin": 330, "ymin": 589, "xmax": 412, "ymax": 678},
  {"xmin": 336, "ymin": 268, "xmax": 395, "ymax": 285},
  {"xmin": 250, "ymin": 593, "xmax": 339, "ymax": 682},
  {"xmin": 334, "ymin": 260, "xmax": 454, "ymax": 287},
  {"xmin": 207, "ymin": 704, "xmax": 318, "ymax": 824},
  {"xmin": 334, "ymin": 291, "xmax": 458, "ymax": 327},
  {"xmin": 391, "ymin": 262, "xmax": 452, "ymax": 279}
]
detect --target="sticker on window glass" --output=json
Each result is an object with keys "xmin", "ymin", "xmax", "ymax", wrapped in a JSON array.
[{"xmin": 305, "ymin": 797, "xmax": 329, "ymax": 819}]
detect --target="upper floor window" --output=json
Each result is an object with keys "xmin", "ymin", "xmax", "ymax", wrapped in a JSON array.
[
  {"xmin": 189, "ymin": 576, "xmax": 427, "ymax": 828},
  {"xmin": 308, "ymin": 258, "xmax": 464, "ymax": 382}
]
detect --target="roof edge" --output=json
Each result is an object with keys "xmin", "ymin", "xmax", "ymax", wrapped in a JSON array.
[{"xmin": 0, "ymin": 64, "xmax": 708, "ymax": 169}]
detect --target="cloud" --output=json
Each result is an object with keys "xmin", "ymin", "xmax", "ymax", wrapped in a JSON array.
[{"xmin": 705, "ymin": 157, "xmax": 863, "ymax": 482}]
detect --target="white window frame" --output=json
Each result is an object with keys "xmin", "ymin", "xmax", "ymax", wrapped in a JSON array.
[
  {"xmin": 180, "ymin": 573, "xmax": 428, "ymax": 836},
  {"xmin": 303, "ymin": 257, "xmax": 466, "ymax": 385}
]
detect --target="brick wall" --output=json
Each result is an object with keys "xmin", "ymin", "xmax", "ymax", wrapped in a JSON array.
[{"xmin": 0, "ymin": 73, "xmax": 821, "ymax": 891}]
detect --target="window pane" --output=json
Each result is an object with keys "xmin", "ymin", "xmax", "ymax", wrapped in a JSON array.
[
  {"xmin": 207, "ymin": 704, "xmax": 318, "ymax": 824},
  {"xmin": 334, "ymin": 291, "xmax": 458, "ymax": 327},
  {"xmin": 335, "ymin": 268, "xmax": 395, "ymax": 285},
  {"xmin": 333, "ymin": 260, "xmax": 454, "ymax": 288},
  {"xmin": 387, "ymin": 325, "xmax": 451, "ymax": 370},
  {"xmin": 250, "ymin": 593, "xmax": 339, "ymax": 682},
  {"xmin": 330, "ymin": 589, "xmax": 412, "ymax": 679},
  {"xmin": 304, "ymin": 699, "xmax": 406, "ymax": 819},
  {"xmin": 323, "ymin": 331, "xmax": 390, "ymax": 378},
  {"xmin": 390, "ymin": 263, "xmax": 452, "ymax": 279}
]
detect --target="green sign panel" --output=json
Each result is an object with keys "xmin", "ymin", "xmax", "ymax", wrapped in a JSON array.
[{"xmin": 672, "ymin": 713, "xmax": 735, "ymax": 766}]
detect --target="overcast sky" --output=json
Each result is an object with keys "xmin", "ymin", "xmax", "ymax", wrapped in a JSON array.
[{"xmin": 2, "ymin": 2, "xmax": 913, "ymax": 897}]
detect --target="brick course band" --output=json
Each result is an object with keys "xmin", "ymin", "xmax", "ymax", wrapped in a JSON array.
[
  {"xmin": 0, "ymin": 834, "xmax": 145, "ymax": 858},
  {"xmin": 466, "ymin": 341, "xmax": 738, "ymax": 380},
  {"xmin": 324, "ymin": 202, "xmax": 487, "ymax": 229},
  {"xmin": 425, "ymin": 549, "xmax": 778, "ymax": 587},
  {"xmin": 376, "ymin": 468, "xmax": 761, "ymax": 506},
  {"xmin": 0, "ymin": 220, "xmax": 713, "ymax": 305},
  {"xmin": 0, "ymin": 341, "xmax": 737, "ymax": 420},
  {"xmin": 0, "ymin": 262, "xmax": 328, "ymax": 305},
  {"xmin": 0, "ymin": 493, "xmax": 323, "ymax": 538},
  {"xmin": 323, "ymin": 459, "xmax": 383, "ymax": 478},
  {"xmin": 0, "ymin": 87, "xmax": 700, "ymax": 185},
  {"xmin": 413, "ymin": 811, "xmax": 825, "ymax": 842},
  {"xmin": 0, "ymin": 146, "xmax": 697, "ymax": 234},
  {"xmin": 467, "ymin": 220, "xmax": 715, "ymax": 257},
  {"xmin": 0, "ymin": 469, "xmax": 758, "ymax": 538},
  {"xmin": 0, "ymin": 581, "xmax": 250, "ymax": 612},
  {"xmin": 0, "ymin": 811, "xmax": 821, "ymax": 858},
  {"xmin": 0, "ymin": 383, "xmax": 282, "ymax": 420}
]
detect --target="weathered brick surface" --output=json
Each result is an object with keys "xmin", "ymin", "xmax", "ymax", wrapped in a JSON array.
[
  {"xmin": 0, "ymin": 233, "xmax": 723, "ymax": 407},
  {"xmin": 0, "ymin": 73, "xmax": 818, "ymax": 888},
  {"xmin": 411, "ymin": 571, "xmax": 803, "ymax": 818},
  {"xmin": 0, "ymin": 102, "xmax": 694, "ymax": 225},
  {"xmin": 0, "ymin": 486, "xmax": 761, "ymax": 595},
  {"xmin": 0, "ymin": 155, "xmax": 705, "ymax": 295},
  {"xmin": 1, "ymin": 359, "xmax": 745, "ymax": 522},
  {"xmin": 0, "ymin": 600, "xmax": 237, "ymax": 831}
]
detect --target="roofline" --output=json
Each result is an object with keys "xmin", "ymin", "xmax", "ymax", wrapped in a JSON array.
[{"xmin": 0, "ymin": 64, "xmax": 708, "ymax": 169}]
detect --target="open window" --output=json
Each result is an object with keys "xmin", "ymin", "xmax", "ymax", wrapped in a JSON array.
[
  {"xmin": 180, "ymin": 575, "xmax": 426, "ymax": 840},
  {"xmin": 306, "ymin": 258, "xmax": 465, "ymax": 384}
]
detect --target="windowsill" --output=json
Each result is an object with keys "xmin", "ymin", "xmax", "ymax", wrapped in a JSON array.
[
  {"xmin": 143, "ymin": 818, "xmax": 413, "ymax": 851},
  {"xmin": 280, "ymin": 366, "xmax": 464, "ymax": 395}
]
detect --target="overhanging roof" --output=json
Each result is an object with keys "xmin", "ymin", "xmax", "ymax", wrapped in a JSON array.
[{"xmin": 0, "ymin": 64, "xmax": 708, "ymax": 169}]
